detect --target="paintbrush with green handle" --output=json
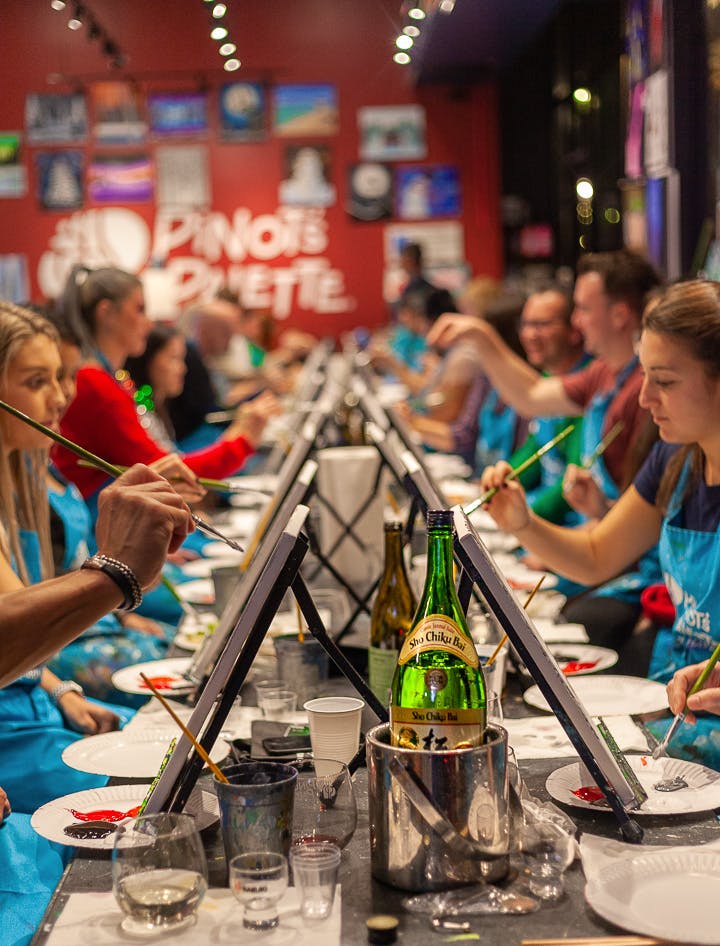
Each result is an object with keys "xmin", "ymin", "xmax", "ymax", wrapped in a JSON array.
[
  {"xmin": 463, "ymin": 423, "xmax": 575, "ymax": 516},
  {"xmin": 582, "ymin": 420, "xmax": 625, "ymax": 470},
  {"xmin": 652, "ymin": 639, "xmax": 720, "ymax": 759},
  {"xmin": 0, "ymin": 397, "xmax": 245, "ymax": 553}
]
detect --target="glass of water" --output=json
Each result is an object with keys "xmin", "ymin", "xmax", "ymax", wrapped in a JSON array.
[
  {"xmin": 230, "ymin": 851, "xmax": 289, "ymax": 930},
  {"xmin": 112, "ymin": 813, "xmax": 208, "ymax": 935}
]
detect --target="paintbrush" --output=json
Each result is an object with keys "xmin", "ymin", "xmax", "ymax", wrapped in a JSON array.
[
  {"xmin": 582, "ymin": 420, "xmax": 625, "ymax": 469},
  {"xmin": 161, "ymin": 574, "xmax": 202, "ymax": 622},
  {"xmin": 139, "ymin": 672, "xmax": 229, "ymax": 783},
  {"xmin": 463, "ymin": 424, "xmax": 575, "ymax": 515},
  {"xmin": 484, "ymin": 575, "xmax": 546, "ymax": 668},
  {"xmin": 652, "ymin": 638, "xmax": 720, "ymax": 759},
  {"xmin": 0, "ymin": 398, "xmax": 244, "ymax": 553}
]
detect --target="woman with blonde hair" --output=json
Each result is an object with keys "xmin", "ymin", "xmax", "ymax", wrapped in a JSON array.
[
  {"xmin": 0, "ymin": 302, "xmax": 130, "ymax": 813},
  {"xmin": 479, "ymin": 280, "xmax": 720, "ymax": 767}
]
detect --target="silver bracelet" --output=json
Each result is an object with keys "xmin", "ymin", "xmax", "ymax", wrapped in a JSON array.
[
  {"xmin": 50, "ymin": 680, "xmax": 83, "ymax": 704},
  {"xmin": 81, "ymin": 553, "xmax": 143, "ymax": 612}
]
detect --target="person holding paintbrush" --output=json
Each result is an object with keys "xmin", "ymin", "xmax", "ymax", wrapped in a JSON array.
[
  {"xmin": 430, "ymin": 250, "xmax": 661, "ymax": 669},
  {"xmin": 477, "ymin": 280, "xmax": 720, "ymax": 769},
  {"xmin": 52, "ymin": 265, "xmax": 279, "ymax": 520}
]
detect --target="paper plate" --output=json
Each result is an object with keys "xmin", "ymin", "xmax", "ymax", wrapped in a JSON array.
[
  {"xmin": 199, "ymin": 541, "xmax": 246, "ymax": 559},
  {"xmin": 174, "ymin": 613, "xmax": 218, "ymax": 651},
  {"xmin": 31, "ymin": 784, "xmax": 219, "ymax": 850},
  {"xmin": 224, "ymin": 474, "xmax": 278, "ymax": 496},
  {"xmin": 62, "ymin": 727, "xmax": 229, "ymax": 777},
  {"xmin": 501, "ymin": 563, "xmax": 559, "ymax": 591},
  {"xmin": 547, "ymin": 755, "xmax": 720, "ymax": 816},
  {"xmin": 586, "ymin": 850, "xmax": 720, "ymax": 943},
  {"xmin": 523, "ymin": 674, "xmax": 668, "ymax": 716},
  {"xmin": 548, "ymin": 643, "xmax": 618, "ymax": 675},
  {"xmin": 180, "ymin": 556, "xmax": 243, "ymax": 579},
  {"xmin": 111, "ymin": 657, "xmax": 194, "ymax": 695},
  {"xmin": 531, "ymin": 618, "xmax": 589, "ymax": 644},
  {"xmin": 176, "ymin": 579, "xmax": 214, "ymax": 604}
]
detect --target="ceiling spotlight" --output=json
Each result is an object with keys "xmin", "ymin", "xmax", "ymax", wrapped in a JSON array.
[
  {"xmin": 396, "ymin": 34, "xmax": 413, "ymax": 49},
  {"xmin": 212, "ymin": 3, "xmax": 227, "ymax": 16},
  {"xmin": 67, "ymin": 15, "xmax": 82, "ymax": 29},
  {"xmin": 439, "ymin": 0, "xmax": 455, "ymax": 10},
  {"xmin": 50, "ymin": 0, "xmax": 67, "ymax": 9},
  {"xmin": 403, "ymin": 25, "xmax": 420, "ymax": 36},
  {"xmin": 407, "ymin": 7, "xmax": 425, "ymax": 19},
  {"xmin": 576, "ymin": 178, "xmax": 594, "ymax": 200},
  {"xmin": 573, "ymin": 87, "xmax": 592, "ymax": 106},
  {"xmin": 210, "ymin": 25, "xmax": 228, "ymax": 39},
  {"xmin": 393, "ymin": 52, "xmax": 411, "ymax": 65},
  {"xmin": 224, "ymin": 57, "xmax": 241, "ymax": 71},
  {"xmin": 219, "ymin": 42, "xmax": 236, "ymax": 55}
]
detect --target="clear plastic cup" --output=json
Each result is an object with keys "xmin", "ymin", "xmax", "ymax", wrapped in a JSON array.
[{"xmin": 290, "ymin": 841, "xmax": 341, "ymax": 922}]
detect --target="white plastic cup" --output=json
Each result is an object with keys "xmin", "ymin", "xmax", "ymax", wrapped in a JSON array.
[
  {"xmin": 303, "ymin": 697, "xmax": 364, "ymax": 772},
  {"xmin": 290, "ymin": 841, "xmax": 341, "ymax": 922},
  {"xmin": 475, "ymin": 642, "xmax": 508, "ymax": 697}
]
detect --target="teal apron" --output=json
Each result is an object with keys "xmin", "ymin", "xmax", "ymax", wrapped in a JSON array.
[
  {"xmin": 48, "ymin": 467, "xmax": 90, "ymax": 570},
  {"xmin": 475, "ymin": 389, "xmax": 520, "ymax": 475},
  {"xmin": 647, "ymin": 460, "xmax": 720, "ymax": 768}
]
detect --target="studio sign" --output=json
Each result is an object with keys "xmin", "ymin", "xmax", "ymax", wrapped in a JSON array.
[{"xmin": 38, "ymin": 205, "xmax": 355, "ymax": 319}]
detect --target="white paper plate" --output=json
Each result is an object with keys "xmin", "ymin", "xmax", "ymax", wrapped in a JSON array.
[
  {"xmin": 501, "ymin": 563, "xmax": 559, "ymax": 591},
  {"xmin": 586, "ymin": 849, "xmax": 720, "ymax": 943},
  {"xmin": 547, "ymin": 755, "xmax": 720, "ymax": 816},
  {"xmin": 225, "ymin": 474, "xmax": 278, "ymax": 495},
  {"xmin": 523, "ymin": 674, "xmax": 668, "ymax": 715},
  {"xmin": 548, "ymin": 643, "xmax": 618, "ymax": 675},
  {"xmin": 199, "ymin": 541, "xmax": 246, "ymax": 559},
  {"xmin": 468, "ymin": 508, "xmax": 499, "ymax": 532},
  {"xmin": 531, "ymin": 618, "xmax": 589, "ymax": 644},
  {"xmin": 31, "ymin": 784, "xmax": 219, "ymax": 850},
  {"xmin": 111, "ymin": 657, "xmax": 194, "ymax": 695},
  {"xmin": 176, "ymin": 578, "xmax": 214, "ymax": 604},
  {"xmin": 180, "ymin": 556, "xmax": 243, "ymax": 579},
  {"xmin": 174, "ymin": 613, "xmax": 218, "ymax": 651},
  {"xmin": 61, "ymin": 727, "xmax": 229, "ymax": 777}
]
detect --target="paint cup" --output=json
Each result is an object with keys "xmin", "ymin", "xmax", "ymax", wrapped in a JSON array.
[
  {"xmin": 303, "ymin": 697, "xmax": 364, "ymax": 772},
  {"xmin": 211, "ymin": 564, "xmax": 241, "ymax": 616},
  {"xmin": 273, "ymin": 635, "xmax": 329, "ymax": 707},
  {"xmin": 214, "ymin": 762, "xmax": 298, "ymax": 863}
]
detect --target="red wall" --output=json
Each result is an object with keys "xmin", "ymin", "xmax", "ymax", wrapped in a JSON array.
[{"xmin": 0, "ymin": 0, "xmax": 502, "ymax": 336}]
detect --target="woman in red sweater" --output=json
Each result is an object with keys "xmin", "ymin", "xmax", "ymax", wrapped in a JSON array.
[{"xmin": 54, "ymin": 266, "xmax": 278, "ymax": 503}]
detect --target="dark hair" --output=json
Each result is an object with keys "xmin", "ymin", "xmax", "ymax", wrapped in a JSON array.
[
  {"xmin": 576, "ymin": 249, "xmax": 662, "ymax": 318},
  {"xmin": 57, "ymin": 265, "xmax": 141, "ymax": 354},
  {"xmin": 485, "ymin": 292, "xmax": 527, "ymax": 358},
  {"xmin": 125, "ymin": 323, "xmax": 182, "ymax": 392},
  {"xmin": 401, "ymin": 242, "xmax": 423, "ymax": 266},
  {"xmin": 645, "ymin": 280, "xmax": 720, "ymax": 513},
  {"xmin": 425, "ymin": 288, "xmax": 457, "ymax": 323}
]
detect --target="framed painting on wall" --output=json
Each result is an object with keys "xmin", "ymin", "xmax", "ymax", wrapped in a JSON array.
[
  {"xmin": 219, "ymin": 82, "xmax": 266, "ymax": 141},
  {"xmin": 273, "ymin": 84, "xmax": 338, "ymax": 137}
]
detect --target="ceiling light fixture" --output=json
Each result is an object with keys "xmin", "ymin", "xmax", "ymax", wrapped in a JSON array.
[
  {"xmin": 201, "ymin": 0, "xmax": 240, "ymax": 72},
  {"xmin": 50, "ymin": 0, "xmax": 67, "ymax": 9},
  {"xmin": 210, "ymin": 25, "xmax": 228, "ymax": 40}
]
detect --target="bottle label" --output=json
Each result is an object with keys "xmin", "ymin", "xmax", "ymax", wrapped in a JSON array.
[
  {"xmin": 391, "ymin": 706, "xmax": 484, "ymax": 750},
  {"xmin": 368, "ymin": 645, "xmax": 399, "ymax": 703},
  {"xmin": 397, "ymin": 614, "xmax": 479, "ymax": 668}
]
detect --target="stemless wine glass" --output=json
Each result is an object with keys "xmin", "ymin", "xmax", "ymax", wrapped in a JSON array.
[
  {"xmin": 292, "ymin": 758, "xmax": 357, "ymax": 849},
  {"xmin": 230, "ymin": 851, "xmax": 289, "ymax": 930},
  {"xmin": 112, "ymin": 812, "xmax": 208, "ymax": 935}
]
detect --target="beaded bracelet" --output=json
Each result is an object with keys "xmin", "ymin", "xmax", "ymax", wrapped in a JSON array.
[{"xmin": 81, "ymin": 553, "xmax": 143, "ymax": 612}]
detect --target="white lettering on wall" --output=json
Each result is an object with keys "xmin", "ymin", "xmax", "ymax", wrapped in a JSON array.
[{"xmin": 37, "ymin": 206, "xmax": 354, "ymax": 320}]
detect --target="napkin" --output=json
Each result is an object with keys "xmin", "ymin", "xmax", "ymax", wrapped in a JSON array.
[
  {"xmin": 580, "ymin": 832, "xmax": 720, "ymax": 884},
  {"xmin": 504, "ymin": 714, "xmax": 650, "ymax": 760},
  {"xmin": 43, "ymin": 886, "xmax": 341, "ymax": 946}
]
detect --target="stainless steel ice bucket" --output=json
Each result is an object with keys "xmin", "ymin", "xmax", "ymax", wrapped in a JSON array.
[{"xmin": 366, "ymin": 722, "xmax": 515, "ymax": 891}]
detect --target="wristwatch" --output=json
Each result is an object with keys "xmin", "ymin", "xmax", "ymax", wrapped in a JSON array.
[{"xmin": 50, "ymin": 680, "xmax": 84, "ymax": 704}]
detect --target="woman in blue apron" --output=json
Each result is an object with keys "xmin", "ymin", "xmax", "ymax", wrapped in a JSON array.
[
  {"xmin": 556, "ymin": 356, "xmax": 662, "ymax": 666},
  {"xmin": 477, "ymin": 280, "xmax": 720, "ymax": 769},
  {"xmin": 0, "ymin": 304, "xmax": 132, "ymax": 812},
  {"xmin": 474, "ymin": 387, "xmax": 527, "ymax": 475}
]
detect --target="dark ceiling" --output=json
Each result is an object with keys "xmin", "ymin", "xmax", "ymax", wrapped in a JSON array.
[{"xmin": 411, "ymin": 0, "xmax": 562, "ymax": 83}]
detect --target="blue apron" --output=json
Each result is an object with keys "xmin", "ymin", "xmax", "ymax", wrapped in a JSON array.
[
  {"xmin": 557, "ymin": 357, "xmax": 662, "ymax": 603},
  {"xmin": 0, "ymin": 530, "xmax": 132, "ymax": 812},
  {"xmin": 475, "ymin": 389, "xmax": 520, "ymax": 475},
  {"xmin": 48, "ymin": 468, "xmax": 90, "ymax": 570},
  {"xmin": 646, "ymin": 460, "xmax": 720, "ymax": 768}
]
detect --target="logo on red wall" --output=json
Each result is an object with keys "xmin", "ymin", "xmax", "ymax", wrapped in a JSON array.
[{"xmin": 38, "ymin": 205, "xmax": 354, "ymax": 319}]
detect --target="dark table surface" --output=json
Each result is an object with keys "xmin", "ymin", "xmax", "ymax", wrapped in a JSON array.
[{"xmin": 29, "ymin": 677, "xmax": 720, "ymax": 946}]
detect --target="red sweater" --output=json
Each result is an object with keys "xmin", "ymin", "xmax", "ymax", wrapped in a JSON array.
[{"xmin": 55, "ymin": 366, "xmax": 254, "ymax": 497}]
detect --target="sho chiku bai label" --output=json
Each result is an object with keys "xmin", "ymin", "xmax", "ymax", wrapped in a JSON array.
[
  {"xmin": 397, "ymin": 615, "xmax": 479, "ymax": 667},
  {"xmin": 391, "ymin": 706, "xmax": 484, "ymax": 750}
]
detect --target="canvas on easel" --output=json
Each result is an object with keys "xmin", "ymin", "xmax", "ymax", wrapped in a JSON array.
[{"xmin": 451, "ymin": 506, "xmax": 646, "ymax": 841}]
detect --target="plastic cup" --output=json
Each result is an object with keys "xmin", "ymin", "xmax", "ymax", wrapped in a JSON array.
[
  {"xmin": 475, "ymin": 641, "xmax": 508, "ymax": 697},
  {"xmin": 290, "ymin": 841, "xmax": 341, "ymax": 922},
  {"xmin": 258, "ymin": 689, "xmax": 297, "ymax": 720},
  {"xmin": 303, "ymin": 697, "xmax": 364, "ymax": 772}
]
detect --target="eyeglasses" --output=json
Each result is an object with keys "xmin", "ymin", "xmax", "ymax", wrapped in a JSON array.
[{"xmin": 518, "ymin": 318, "xmax": 563, "ymax": 332}]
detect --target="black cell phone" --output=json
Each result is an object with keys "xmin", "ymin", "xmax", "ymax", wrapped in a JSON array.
[{"xmin": 262, "ymin": 734, "xmax": 312, "ymax": 756}]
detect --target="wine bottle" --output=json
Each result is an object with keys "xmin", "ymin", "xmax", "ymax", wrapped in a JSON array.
[
  {"xmin": 368, "ymin": 521, "xmax": 417, "ymax": 704},
  {"xmin": 390, "ymin": 509, "xmax": 486, "ymax": 750}
]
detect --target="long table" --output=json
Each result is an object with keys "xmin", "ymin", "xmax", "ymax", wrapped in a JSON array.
[{"xmin": 29, "ymin": 687, "xmax": 720, "ymax": 945}]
